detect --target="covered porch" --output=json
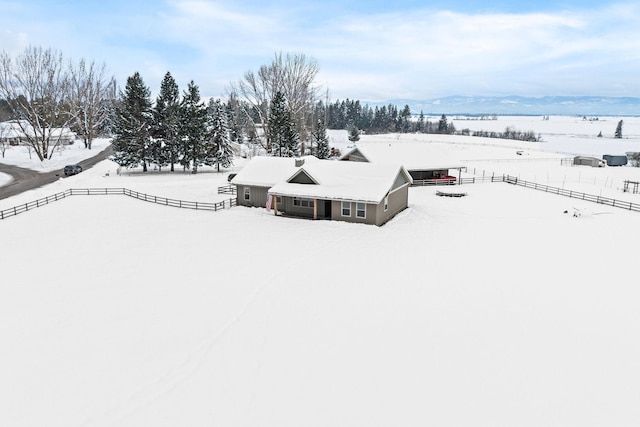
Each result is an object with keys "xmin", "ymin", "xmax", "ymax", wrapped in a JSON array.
[{"xmin": 268, "ymin": 194, "xmax": 332, "ymax": 220}]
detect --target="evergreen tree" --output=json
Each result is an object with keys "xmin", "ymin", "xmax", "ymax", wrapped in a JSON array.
[
  {"xmin": 615, "ymin": 120, "xmax": 623, "ymax": 138},
  {"xmin": 438, "ymin": 114, "xmax": 448, "ymax": 134},
  {"xmin": 225, "ymin": 93, "xmax": 244, "ymax": 144},
  {"xmin": 207, "ymin": 98, "xmax": 234, "ymax": 172},
  {"xmin": 399, "ymin": 104, "xmax": 412, "ymax": 133},
  {"xmin": 152, "ymin": 72, "xmax": 181, "ymax": 171},
  {"xmin": 417, "ymin": 110, "xmax": 425, "ymax": 133},
  {"xmin": 179, "ymin": 81, "xmax": 208, "ymax": 173},
  {"xmin": 312, "ymin": 118, "xmax": 330, "ymax": 159},
  {"xmin": 268, "ymin": 91, "xmax": 299, "ymax": 157},
  {"xmin": 347, "ymin": 122, "xmax": 360, "ymax": 142},
  {"xmin": 111, "ymin": 72, "xmax": 153, "ymax": 171}
]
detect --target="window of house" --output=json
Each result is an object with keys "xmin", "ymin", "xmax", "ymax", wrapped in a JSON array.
[
  {"xmin": 356, "ymin": 202, "xmax": 366, "ymax": 218},
  {"xmin": 341, "ymin": 201, "xmax": 351, "ymax": 217},
  {"xmin": 384, "ymin": 196, "xmax": 389, "ymax": 212},
  {"xmin": 244, "ymin": 187, "xmax": 250, "ymax": 200},
  {"xmin": 293, "ymin": 197, "xmax": 313, "ymax": 208}
]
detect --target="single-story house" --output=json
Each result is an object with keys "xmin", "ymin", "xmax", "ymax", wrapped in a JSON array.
[
  {"xmin": 340, "ymin": 143, "xmax": 465, "ymax": 183},
  {"xmin": 573, "ymin": 155, "xmax": 605, "ymax": 167},
  {"xmin": 231, "ymin": 155, "xmax": 413, "ymax": 226},
  {"xmin": 0, "ymin": 120, "xmax": 76, "ymax": 146}
]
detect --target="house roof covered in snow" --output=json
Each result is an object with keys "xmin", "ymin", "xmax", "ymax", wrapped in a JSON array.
[
  {"xmin": 232, "ymin": 155, "xmax": 412, "ymax": 204},
  {"xmin": 230, "ymin": 155, "xmax": 320, "ymax": 187},
  {"xmin": 0, "ymin": 120, "xmax": 76, "ymax": 139},
  {"xmin": 341, "ymin": 142, "xmax": 464, "ymax": 171},
  {"xmin": 270, "ymin": 158, "xmax": 412, "ymax": 203}
]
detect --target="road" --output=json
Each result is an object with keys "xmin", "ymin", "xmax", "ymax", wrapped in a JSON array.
[{"xmin": 0, "ymin": 144, "xmax": 113, "ymax": 201}]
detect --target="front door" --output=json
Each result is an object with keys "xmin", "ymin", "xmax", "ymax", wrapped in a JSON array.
[{"xmin": 324, "ymin": 200, "xmax": 332, "ymax": 219}]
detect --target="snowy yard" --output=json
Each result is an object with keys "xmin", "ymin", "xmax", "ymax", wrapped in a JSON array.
[{"xmin": 1, "ymin": 117, "xmax": 640, "ymax": 426}]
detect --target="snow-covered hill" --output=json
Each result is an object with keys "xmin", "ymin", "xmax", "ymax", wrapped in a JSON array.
[{"xmin": 372, "ymin": 95, "xmax": 640, "ymax": 116}]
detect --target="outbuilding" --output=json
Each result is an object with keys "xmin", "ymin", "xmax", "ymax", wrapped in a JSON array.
[
  {"xmin": 340, "ymin": 143, "xmax": 464, "ymax": 184},
  {"xmin": 573, "ymin": 156, "xmax": 605, "ymax": 167},
  {"xmin": 603, "ymin": 154, "xmax": 628, "ymax": 166}
]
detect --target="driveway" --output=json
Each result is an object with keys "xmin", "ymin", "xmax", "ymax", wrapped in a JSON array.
[{"xmin": 0, "ymin": 144, "xmax": 113, "ymax": 201}]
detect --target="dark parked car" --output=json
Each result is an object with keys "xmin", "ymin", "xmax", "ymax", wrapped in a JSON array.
[{"xmin": 64, "ymin": 164, "xmax": 83, "ymax": 176}]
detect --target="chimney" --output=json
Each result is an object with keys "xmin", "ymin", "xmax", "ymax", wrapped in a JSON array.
[{"xmin": 295, "ymin": 158, "xmax": 305, "ymax": 167}]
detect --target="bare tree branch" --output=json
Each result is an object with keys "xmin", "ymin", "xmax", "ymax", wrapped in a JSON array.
[
  {"xmin": 0, "ymin": 46, "xmax": 73, "ymax": 160},
  {"xmin": 69, "ymin": 59, "xmax": 117, "ymax": 149},
  {"xmin": 230, "ymin": 52, "xmax": 321, "ymax": 153}
]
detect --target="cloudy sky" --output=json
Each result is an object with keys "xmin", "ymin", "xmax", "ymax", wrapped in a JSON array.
[{"xmin": 1, "ymin": 0, "xmax": 639, "ymax": 102}]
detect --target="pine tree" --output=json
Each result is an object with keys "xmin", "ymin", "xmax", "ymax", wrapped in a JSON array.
[
  {"xmin": 399, "ymin": 104, "xmax": 412, "ymax": 133},
  {"xmin": 207, "ymin": 98, "xmax": 234, "ymax": 172},
  {"xmin": 268, "ymin": 91, "xmax": 299, "ymax": 157},
  {"xmin": 438, "ymin": 114, "xmax": 448, "ymax": 134},
  {"xmin": 615, "ymin": 120, "xmax": 623, "ymax": 138},
  {"xmin": 225, "ymin": 94, "xmax": 244, "ymax": 144},
  {"xmin": 111, "ymin": 72, "xmax": 153, "ymax": 171},
  {"xmin": 179, "ymin": 81, "xmax": 208, "ymax": 173},
  {"xmin": 312, "ymin": 118, "xmax": 330, "ymax": 159},
  {"xmin": 347, "ymin": 122, "xmax": 360, "ymax": 142},
  {"xmin": 417, "ymin": 110, "xmax": 425, "ymax": 133},
  {"xmin": 152, "ymin": 72, "xmax": 181, "ymax": 171}
]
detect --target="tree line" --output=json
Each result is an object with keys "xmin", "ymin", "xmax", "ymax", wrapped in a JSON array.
[
  {"xmin": 317, "ymin": 99, "xmax": 540, "ymax": 142},
  {"xmin": 111, "ymin": 72, "xmax": 234, "ymax": 173},
  {"xmin": 2, "ymin": 46, "xmax": 543, "ymax": 166}
]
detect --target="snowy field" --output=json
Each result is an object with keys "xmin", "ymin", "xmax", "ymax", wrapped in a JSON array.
[{"xmin": 1, "ymin": 117, "xmax": 640, "ymax": 426}]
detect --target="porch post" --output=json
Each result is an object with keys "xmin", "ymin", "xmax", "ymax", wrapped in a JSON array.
[
  {"xmin": 313, "ymin": 199, "xmax": 317, "ymax": 220},
  {"xmin": 273, "ymin": 195, "xmax": 278, "ymax": 215}
]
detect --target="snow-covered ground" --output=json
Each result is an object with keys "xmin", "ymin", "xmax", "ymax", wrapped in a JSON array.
[
  {"xmin": 1, "ymin": 118, "xmax": 640, "ymax": 426},
  {"xmin": 0, "ymin": 138, "xmax": 112, "ymax": 172}
]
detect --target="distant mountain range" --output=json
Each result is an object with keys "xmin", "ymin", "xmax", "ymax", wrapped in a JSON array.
[{"xmin": 372, "ymin": 96, "xmax": 640, "ymax": 116}]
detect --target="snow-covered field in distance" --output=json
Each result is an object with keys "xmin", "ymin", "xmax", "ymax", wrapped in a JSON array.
[{"xmin": 1, "ymin": 116, "xmax": 640, "ymax": 426}]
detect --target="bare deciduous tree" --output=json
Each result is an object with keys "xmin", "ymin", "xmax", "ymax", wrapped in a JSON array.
[
  {"xmin": 0, "ymin": 46, "xmax": 73, "ymax": 161},
  {"xmin": 230, "ymin": 52, "xmax": 320, "ymax": 153},
  {"xmin": 0, "ymin": 123, "xmax": 9, "ymax": 157},
  {"xmin": 69, "ymin": 59, "xmax": 117, "ymax": 149}
]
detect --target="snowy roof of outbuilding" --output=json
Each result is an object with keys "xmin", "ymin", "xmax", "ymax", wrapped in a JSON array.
[
  {"xmin": 341, "ymin": 142, "xmax": 464, "ymax": 171},
  {"xmin": 269, "ymin": 159, "xmax": 412, "ymax": 204}
]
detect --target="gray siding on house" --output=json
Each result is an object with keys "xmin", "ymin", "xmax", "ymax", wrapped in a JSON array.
[
  {"xmin": 289, "ymin": 170, "xmax": 316, "ymax": 184},
  {"xmin": 326, "ymin": 184, "xmax": 409, "ymax": 226},
  {"xmin": 374, "ymin": 184, "xmax": 409, "ymax": 225},
  {"xmin": 238, "ymin": 183, "xmax": 409, "ymax": 226},
  {"xmin": 331, "ymin": 200, "xmax": 376, "ymax": 225},
  {"xmin": 278, "ymin": 197, "xmax": 330, "ymax": 218},
  {"xmin": 236, "ymin": 185, "xmax": 270, "ymax": 207}
]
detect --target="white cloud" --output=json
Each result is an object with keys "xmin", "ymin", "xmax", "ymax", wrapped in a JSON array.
[{"xmin": 2, "ymin": 1, "xmax": 640, "ymax": 100}]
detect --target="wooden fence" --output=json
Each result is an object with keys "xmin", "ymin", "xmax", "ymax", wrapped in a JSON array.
[
  {"xmin": 502, "ymin": 176, "xmax": 640, "ymax": 212},
  {"xmin": 217, "ymin": 184, "xmax": 237, "ymax": 195},
  {"xmin": 413, "ymin": 174, "xmax": 640, "ymax": 213},
  {"xmin": 412, "ymin": 175, "xmax": 502, "ymax": 186},
  {"xmin": 0, "ymin": 188, "xmax": 236, "ymax": 221},
  {"xmin": 3, "ymin": 175, "xmax": 639, "ymax": 221}
]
